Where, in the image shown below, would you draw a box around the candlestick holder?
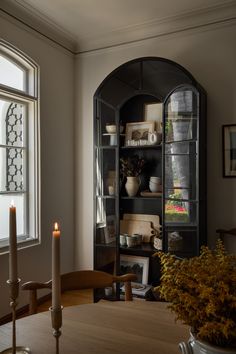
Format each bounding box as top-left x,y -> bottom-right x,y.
0,279 -> 31,354
50,306 -> 63,354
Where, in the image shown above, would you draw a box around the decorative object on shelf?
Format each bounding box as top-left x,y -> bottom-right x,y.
120,282 -> 153,298
140,190 -> 162,197
148,131 -> 162,145
106,170 -> 116,195
120,155 -> 145,197
149,176 -> 162,193
133,233 -> 142,245
123,214 -> 161,232
153,236 -> 162,250
104,215 -> 116,243
122,213 -> 161,243
120,219 -> 155,243
120,255 -> 149,285
119,234 -> 127,246
126,235 -> 137,248
222,124 -> 236,177
144,102 -> 163,134
120,155 -> 145,177
2,203 -> 31,354
154,240 -> 236,353
168,231 -> 183,252
125,121 -> 154,146
125,176 -> 140,197
105,123 -> 124,134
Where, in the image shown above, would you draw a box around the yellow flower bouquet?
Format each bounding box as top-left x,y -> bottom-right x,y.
155,240 -> 236,348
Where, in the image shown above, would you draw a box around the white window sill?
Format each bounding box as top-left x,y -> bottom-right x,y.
0,236 -> 41,255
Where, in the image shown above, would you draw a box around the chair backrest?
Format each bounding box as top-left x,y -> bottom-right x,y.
216,228 -> 236,254
22,270 -> 137,315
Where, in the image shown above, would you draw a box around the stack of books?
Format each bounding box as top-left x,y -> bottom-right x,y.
120,282 -> 153,299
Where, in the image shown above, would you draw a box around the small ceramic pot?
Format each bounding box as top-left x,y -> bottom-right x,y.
150,176 -> 161,184
126,236 -> 136,247
149,181 -> 162,193
133,234 -> 142,245
120,234 -> 127,246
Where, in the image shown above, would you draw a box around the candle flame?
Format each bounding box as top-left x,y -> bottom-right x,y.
11,200 -> 15,207
54,222 -> 59,231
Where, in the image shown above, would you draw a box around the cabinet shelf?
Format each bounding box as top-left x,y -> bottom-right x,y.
120,243 -> 157,253
95,145 -> 118,149
120,196 -> 162,200
95,242 -> 117,248
120,144 -> 162,150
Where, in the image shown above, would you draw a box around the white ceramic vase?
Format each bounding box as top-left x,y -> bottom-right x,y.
125,176 -> 140,197
179,332 -> 235,354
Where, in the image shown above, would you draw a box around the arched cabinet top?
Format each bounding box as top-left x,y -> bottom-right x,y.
94,57 -> 204,109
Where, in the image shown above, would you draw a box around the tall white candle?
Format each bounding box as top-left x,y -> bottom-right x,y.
9,202 -> 18,283
52,222 -> 61,311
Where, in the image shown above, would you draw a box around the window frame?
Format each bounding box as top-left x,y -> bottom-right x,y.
0,40 -> 40,253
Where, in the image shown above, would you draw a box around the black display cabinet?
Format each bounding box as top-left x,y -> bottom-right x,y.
93,57 -> 206,300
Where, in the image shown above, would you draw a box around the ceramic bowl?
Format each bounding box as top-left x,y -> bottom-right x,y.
149,181 -> 162,193
105,125 -> 124,134
150,177 -> 161,184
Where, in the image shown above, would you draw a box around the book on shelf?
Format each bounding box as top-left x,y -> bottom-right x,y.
120,282 -> 153,298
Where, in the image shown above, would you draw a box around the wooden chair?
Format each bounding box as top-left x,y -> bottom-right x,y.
216,228 -> 236,241
22,270 -> 137,315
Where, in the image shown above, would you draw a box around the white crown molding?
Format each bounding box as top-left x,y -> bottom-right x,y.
76,1 -> 236,53
0,0 -> 236,54
0,0 -> 77,53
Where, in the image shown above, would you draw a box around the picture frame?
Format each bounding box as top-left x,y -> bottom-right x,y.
125,121 -> 154,146
120,254 -> 149,284
144,102 -> 163,133
104,215 -> 116,243
222,125 -> 236,177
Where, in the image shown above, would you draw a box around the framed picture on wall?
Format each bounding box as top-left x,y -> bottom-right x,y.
223,125 -> 236,177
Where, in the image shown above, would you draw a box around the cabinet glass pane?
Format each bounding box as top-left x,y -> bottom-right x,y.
165,153 -> 197,200
95,102 -> 117,147
165,201 -> 197,224
95,148 -> 117,196
165,88 -> 198,142
165,229 -> 198,257
96,197 -> 117,244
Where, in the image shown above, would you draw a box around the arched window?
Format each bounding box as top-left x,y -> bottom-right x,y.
0,40 -> 40,250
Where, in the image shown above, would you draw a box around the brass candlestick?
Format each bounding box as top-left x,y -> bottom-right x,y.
50,306 -> 63,354
1,279 -> 31,354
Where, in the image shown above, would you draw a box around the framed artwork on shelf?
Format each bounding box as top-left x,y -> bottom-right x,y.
144,102 -> 163,133
104,215 -> 116,243
222,124 -> 236,177
125,121 -> 154,146
120,254 -> 149,284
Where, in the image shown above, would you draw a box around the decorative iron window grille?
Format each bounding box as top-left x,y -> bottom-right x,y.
5,103 -> 24,192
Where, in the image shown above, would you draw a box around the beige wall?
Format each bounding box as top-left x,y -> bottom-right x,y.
0,15 -> 75,317
0,10 -> 235,318
75,22 -> 236,269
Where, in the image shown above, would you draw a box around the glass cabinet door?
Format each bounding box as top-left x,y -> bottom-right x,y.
94,99 -> 119,291
163,86 -> 199,256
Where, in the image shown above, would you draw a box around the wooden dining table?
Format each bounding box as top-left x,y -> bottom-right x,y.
0,300 -> 189,353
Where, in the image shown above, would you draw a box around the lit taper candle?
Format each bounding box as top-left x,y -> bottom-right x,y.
52,222 -> 61,311
9,201 -> 18,283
